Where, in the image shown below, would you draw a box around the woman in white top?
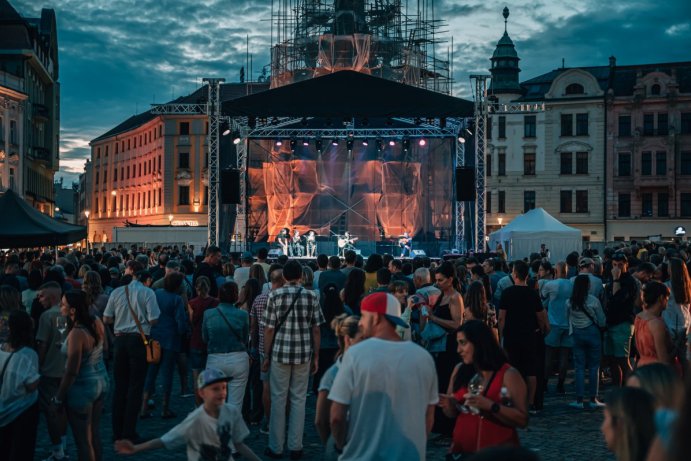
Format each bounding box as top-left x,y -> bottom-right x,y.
0,310 -> 41,460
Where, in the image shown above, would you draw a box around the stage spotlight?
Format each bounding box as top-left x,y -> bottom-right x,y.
414,117 -> 422,125
275,139 -> 283,146
402,138 -> 410,151
362,139 -> 369,146
332,138 -> 339,146
290,138 -> 297,151
232,131 -> 241,145
458,136 -> 466,144
315,138 -> 323,152
302,139 -> 309,147
418,138 -> 427,147
388,139 -> 396,147
346,138 -> 354,151
221,122 -> 231,136
465,128 -> 473,136
376,139 -> 383,151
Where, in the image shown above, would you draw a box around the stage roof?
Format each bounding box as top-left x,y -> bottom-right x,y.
222,71 -> 474,118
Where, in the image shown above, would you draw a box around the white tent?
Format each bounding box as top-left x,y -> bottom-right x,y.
489,208 -> 582,262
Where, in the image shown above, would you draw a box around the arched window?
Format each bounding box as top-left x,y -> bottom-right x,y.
651,84 -> 661,95
565,83 -> 585,95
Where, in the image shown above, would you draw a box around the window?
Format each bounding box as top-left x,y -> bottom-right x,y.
204,186 -> 209,205
114,168 -> 118,182
576,190 -> 588,213
658,113 -> 668,136
523,152 -> 536,175
134,137 -> 137,148
486,154 -> 491,176
641,152 -> 652,176
179,152 -> 190,169
127,166 -> 130,179
147,191 -> 151,208
576,113 -> 589,136
498,116 -> 506,138
103,170 -> 107,183
576,152 -> 588,174
618,193 -> 631,217
127,139 -> 131,150
121,167 -> 124,181
524,115 -> 536,138
138,163 -> 142,177
179,186 -> 190,205
487,117 -> 493,140
112,196 -> 117,213
486,192 -> 492,214
498,153 -> 506,176
498,191 -> 505,213
560,152 -> 572,174
561,114 -> 573,136
9,120 -> 16,144
656,151 -> 667,176
94,195 -> 99,213
643,113 -> 654,136
115,143 -> 118,154
618,152 -> 631,176
159,188 -> 162,207
105,145 -> 109,156
523,191 -> 536,213
641,193 -> 653,217
96,147 -> 100,158
681,194 -> 691,217
681,152 -> 691,175
618,115 -> 631,137
658,192 -> 669,217
560,191 -> 572,213
682,113 -> 691,134
651,84 -> 661,95
565,83 -> 585,95
179,122 -> 190,135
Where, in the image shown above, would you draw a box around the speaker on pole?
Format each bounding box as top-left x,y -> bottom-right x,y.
221,168 -> 241,204
455,167 -> 475,201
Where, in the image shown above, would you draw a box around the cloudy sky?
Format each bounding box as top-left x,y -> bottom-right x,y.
12,0 -> 691,185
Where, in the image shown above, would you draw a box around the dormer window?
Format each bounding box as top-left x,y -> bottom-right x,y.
651,84 -> 661,95
565,83 -> 585,95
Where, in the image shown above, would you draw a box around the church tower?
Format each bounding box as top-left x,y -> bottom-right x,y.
489,7 -> 523,101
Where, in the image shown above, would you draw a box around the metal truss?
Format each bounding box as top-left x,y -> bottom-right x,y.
232,118 -> 248,251
150,103 -> 205,115
203,78 -> 225,247
455,135 -> 466,252
471,74 -> 490,252
489,102 -> 545,114
245,126 -> 458,139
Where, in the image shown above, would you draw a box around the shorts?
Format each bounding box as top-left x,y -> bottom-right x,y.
603,322 -> 634,358
545,326 -> 574,348
504,342 -> 537,377
189,348 -> 208,371
260,352 -> 270,382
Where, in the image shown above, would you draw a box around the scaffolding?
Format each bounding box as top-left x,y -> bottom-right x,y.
269,0 -> 452,94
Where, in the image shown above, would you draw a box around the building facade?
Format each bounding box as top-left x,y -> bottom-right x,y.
87,83 -> 268,243
606,60 -> 691,240
485,9 -> 606,242
0,1 -> 60,213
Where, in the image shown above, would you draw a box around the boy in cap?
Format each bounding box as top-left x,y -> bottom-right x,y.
115,368 -> 260,461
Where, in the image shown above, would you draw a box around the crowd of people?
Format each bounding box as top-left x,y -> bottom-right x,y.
0,241 -> 690,461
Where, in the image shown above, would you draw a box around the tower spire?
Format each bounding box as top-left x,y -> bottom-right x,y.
503,6 -> 509,33
489,6 -> 523,96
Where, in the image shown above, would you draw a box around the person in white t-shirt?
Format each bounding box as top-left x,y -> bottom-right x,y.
114,368 -> 260,461
329,292 -> 438,460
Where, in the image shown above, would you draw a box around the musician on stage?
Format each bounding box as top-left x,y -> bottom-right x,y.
399,231 -> 412,257
277,228 -> 289,255
305,230 -> 317,257
290,228 -> 304,257
338,231 -> 358,258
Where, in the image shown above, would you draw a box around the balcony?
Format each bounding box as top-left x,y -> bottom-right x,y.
32,103 -> 49,121
30,146 -> 51,163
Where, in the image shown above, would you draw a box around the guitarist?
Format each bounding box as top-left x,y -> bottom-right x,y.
398,231 -> 412,257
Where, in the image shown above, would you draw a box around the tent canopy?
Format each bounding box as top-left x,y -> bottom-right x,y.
222,70 -> 475,118
489,208 -> 582,262
0,189 -> 87,247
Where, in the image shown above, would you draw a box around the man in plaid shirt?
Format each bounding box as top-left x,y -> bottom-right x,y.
262,260 -> 324,459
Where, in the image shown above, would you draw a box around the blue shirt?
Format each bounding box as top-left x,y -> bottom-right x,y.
541,278 -> 573,328
150,289 -> 189,352
202,304 -> 249,354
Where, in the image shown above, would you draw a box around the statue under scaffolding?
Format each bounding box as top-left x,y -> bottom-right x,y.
270,0 -> 453,94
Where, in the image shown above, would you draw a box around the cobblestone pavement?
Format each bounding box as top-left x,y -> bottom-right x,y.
35,374 -> 614,461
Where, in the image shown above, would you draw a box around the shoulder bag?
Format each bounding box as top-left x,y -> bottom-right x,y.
579,301 -> 606,333
267,287 -> 303,361
215,306 -> 248,352
125,285 -> 161,364
421,294 -> 448,353
0,351 -> 15,389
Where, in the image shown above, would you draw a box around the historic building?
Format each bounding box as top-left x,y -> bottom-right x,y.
605,59 -> 691,240
87,83 -> 268,242
0,1 -> 60,213
485,8 -> 606,242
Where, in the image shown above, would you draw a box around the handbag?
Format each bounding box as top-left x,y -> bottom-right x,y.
422,295 -> 448,353
580,302 -> 606,333
125,285 -> 161,364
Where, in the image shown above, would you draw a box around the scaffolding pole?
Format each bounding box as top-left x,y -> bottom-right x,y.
455,136 -> 465,252
203,78 -> 225,247
470,74 -> 489,252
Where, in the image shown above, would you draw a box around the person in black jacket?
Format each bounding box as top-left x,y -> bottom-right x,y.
603,253 -> 639,386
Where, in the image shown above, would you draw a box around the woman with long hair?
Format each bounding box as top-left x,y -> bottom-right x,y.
636,281 -> 672,367
464,280 -> 498,340
53,291 -> 108,461
422,260 -> 464,436
82,271 -> 108,318
470,265 -> 492,301
314,314 -> 361,458
249,263 -> 267,289
601,387 -> 655,461
663,258 -> 690,372
342,268 -> 366,315
439,320 -> 528,456
0,310 -> 40,460
187,276 -> 219,405
363,254 -> 384,293
22,269 -> 43,312
567,274 -> 606,408
237,278 -> 261,313
301,265 -> 315,291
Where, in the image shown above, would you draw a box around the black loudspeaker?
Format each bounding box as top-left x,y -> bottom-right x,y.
455,167 -> 475,201
221,168 -> 241,204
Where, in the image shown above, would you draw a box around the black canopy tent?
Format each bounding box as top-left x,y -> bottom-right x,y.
0,189 -> 87,247
222,70 -> 475,118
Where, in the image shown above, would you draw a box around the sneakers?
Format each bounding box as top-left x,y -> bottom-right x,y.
590,399 -> 606,408
568,401 -> 585,409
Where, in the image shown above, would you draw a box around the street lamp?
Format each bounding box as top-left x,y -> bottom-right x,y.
84,210 -> 90,253
168,214 -> 174,226
498,217 -> 503,226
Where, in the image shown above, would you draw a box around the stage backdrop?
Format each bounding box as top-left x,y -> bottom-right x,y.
247,138 -> 454,243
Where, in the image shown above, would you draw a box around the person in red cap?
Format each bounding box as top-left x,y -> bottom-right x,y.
329,292 -> 438,460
